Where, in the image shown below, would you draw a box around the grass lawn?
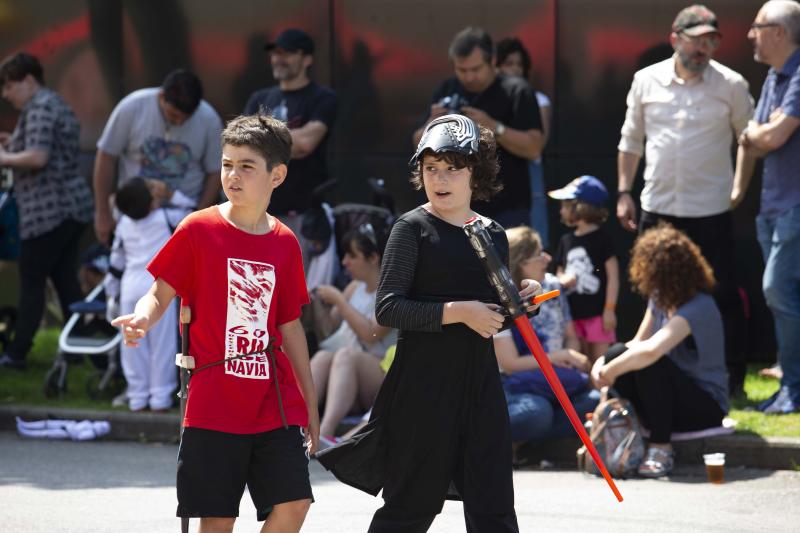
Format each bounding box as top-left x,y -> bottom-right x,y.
1,329 -> 799,437
0,328 -> 135,411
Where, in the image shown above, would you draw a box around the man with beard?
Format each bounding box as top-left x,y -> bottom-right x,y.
616,5 -> 756,396
245,29 -> 337,249
736,0 -> 800,413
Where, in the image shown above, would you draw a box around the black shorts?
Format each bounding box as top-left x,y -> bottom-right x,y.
176,425 -> 313,521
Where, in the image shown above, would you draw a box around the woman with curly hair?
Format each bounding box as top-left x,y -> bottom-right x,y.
591,224 -> 728,478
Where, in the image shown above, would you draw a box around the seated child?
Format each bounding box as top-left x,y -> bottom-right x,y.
493,226 -> 599,457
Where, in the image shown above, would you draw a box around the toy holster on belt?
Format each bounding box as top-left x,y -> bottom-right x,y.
174,306 -> 288,533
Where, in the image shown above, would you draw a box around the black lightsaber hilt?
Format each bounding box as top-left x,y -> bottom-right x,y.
462,216 -> 526,319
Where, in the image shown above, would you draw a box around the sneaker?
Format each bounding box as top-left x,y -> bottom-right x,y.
638,447 -> 674,478
111,389 -> 128,408
0,353 -> 26,371
760,386 -> 799,414
318,435 -> 340,451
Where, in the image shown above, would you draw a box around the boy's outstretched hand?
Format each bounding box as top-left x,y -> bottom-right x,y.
111,314 -> 149,347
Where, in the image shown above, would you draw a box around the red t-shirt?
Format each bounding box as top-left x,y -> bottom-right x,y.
147,206 -> 310,434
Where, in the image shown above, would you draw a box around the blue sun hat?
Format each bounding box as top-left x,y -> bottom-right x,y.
547,175 -> 608,207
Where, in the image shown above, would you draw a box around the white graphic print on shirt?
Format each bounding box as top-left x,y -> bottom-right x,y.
565,247 -> 600,295
225,258 -> 275,379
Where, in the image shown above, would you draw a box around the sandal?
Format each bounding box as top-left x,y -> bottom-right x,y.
638,447 -> 674,478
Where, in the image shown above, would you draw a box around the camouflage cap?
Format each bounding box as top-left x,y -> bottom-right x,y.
672,4 -> 721,37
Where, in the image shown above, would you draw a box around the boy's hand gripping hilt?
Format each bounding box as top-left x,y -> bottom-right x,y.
463,217 -> 526,319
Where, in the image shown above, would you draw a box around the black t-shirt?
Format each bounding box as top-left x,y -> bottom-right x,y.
245,81 -> 337,214
553,229 -> 615,320
429,74 -> 542,217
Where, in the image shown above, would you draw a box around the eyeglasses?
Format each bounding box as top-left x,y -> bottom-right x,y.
678,32 -> 721,48
750,22 -> 781,31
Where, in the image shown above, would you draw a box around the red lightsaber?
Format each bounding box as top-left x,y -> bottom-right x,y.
464,217 -> 623,502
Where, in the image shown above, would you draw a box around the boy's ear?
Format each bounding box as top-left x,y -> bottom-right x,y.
270,163 -> 288,187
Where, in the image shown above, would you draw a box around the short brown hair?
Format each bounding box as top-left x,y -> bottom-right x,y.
221,114 -> 291,170
506,225 -> 542,288
562,199 -> 608,225
629,223 -> 715,311
409,123 -> 501,202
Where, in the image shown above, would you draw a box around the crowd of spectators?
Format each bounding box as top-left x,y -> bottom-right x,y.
0,1 -> 798,481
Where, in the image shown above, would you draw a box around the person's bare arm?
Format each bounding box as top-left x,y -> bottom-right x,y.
196,171 -> 220,209
93,150 -> 118,245
111,278 -> 177,347
631,305 -> 656,342
290,121 -> 328,159
563,320 -> 581,352
731,145 -> 758,209
0,147 -> 48,169
278,318 -> 320,454
616,151 -> 641,232
603,256 -> 619,332
317,283 -> 391,344
461,105 -> 542,160
744,111 -> 800,153
494,333 -> 540,373
594,314 -> 691,387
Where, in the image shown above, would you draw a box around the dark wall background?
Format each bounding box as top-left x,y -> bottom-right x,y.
0,0 -> 775,360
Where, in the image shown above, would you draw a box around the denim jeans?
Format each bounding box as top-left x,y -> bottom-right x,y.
528,160 -> 549,249
505,388 -> 600,443
756,204 -> 800,399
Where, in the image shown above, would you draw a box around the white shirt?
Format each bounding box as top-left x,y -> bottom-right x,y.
618,56 -> 754,217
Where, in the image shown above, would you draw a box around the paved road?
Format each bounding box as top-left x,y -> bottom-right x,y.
0,431 -> 797,532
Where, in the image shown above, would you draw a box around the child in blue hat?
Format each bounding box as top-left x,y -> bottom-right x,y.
548,175 -> 619,362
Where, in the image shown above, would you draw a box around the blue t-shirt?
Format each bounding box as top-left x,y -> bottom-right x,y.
650,292 -> 729,413
501,274 -> 589,398
755,48 -> 800,217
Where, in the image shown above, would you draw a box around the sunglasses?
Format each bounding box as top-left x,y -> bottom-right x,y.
357,222 -> 378,249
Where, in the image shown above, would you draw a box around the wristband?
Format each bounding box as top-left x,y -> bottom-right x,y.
604,303 -> 616,311
617,190 -> 632,199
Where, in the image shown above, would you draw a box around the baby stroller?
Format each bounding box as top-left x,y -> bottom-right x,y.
301,177 -> 396,351
43,270 -> 125,401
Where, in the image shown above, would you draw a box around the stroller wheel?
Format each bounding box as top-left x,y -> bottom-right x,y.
43,367 -> 65,398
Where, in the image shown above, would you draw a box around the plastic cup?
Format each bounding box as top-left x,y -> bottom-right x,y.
703,453 -> 725,484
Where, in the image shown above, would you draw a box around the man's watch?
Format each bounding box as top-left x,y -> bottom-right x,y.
494,122 -> 506,137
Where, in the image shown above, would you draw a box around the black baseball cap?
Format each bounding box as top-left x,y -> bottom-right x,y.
672,5 -> 720,37
264,29 -> 315,54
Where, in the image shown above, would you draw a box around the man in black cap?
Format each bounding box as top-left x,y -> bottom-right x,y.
616,4 -> 756,396
245,29 -> 337,249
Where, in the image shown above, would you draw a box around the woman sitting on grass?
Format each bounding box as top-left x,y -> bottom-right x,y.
591,224 -> 728,478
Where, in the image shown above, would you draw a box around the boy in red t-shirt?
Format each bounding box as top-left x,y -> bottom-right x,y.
112,114 -> 319,531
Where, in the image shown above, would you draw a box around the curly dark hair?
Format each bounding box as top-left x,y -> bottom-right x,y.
409,123 -> 501,201
629,223 -> 715,311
